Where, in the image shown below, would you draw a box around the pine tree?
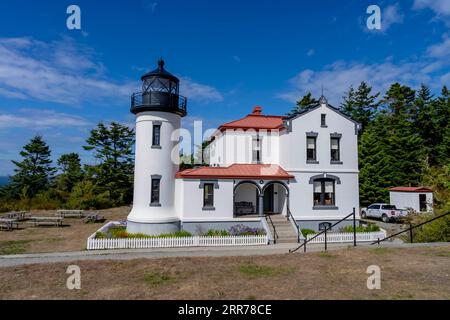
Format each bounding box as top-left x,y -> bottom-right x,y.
433,86 -> 450,166
83,122 -> 135,205
341,81 -> 380,131
287,92 -> 318,116
56,153 -> 84,192
10,135 -> 56,198
414,84 -> 435,164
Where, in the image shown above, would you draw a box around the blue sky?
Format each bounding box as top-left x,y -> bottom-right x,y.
0,0 -> 449,175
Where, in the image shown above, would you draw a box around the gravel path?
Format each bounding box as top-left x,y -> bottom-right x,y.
1,241 -> 449,268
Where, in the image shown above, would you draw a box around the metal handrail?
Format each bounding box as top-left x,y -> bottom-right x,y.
287,208 -> 301,243
290,208 -> 357,253
371,211 -> 450,245
265,214 -> 279,244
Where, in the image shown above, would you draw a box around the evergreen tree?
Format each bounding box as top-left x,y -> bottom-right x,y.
433,86 -> 450,166
287,92 -> 318,116
56,153 -> 83,192
341,81 -> 380,131
10,135 -> 55,198
83,122 -> 135,205
414,84 -> 435,164
383,83 -> 416,116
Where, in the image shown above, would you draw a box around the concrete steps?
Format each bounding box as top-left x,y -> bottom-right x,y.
267,215 -> 299,244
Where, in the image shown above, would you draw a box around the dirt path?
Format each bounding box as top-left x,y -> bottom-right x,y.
1,245 -> 449,300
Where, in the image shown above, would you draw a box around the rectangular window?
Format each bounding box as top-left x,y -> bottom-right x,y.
313,179 -> 335,206
152,124 -> 161,147
321,114 -> 327,127
331,137 -> 340,162
151,178 -> 160,205
252,136 -> 262,164
203,183 -> 214,208
307,137 -> 317,161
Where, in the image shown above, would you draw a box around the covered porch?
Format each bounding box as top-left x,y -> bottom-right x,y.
233,180 -> 290,218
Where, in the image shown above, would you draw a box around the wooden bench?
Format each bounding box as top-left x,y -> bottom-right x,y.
28,217 -> 64,227
83,212 -> 105,223
235,202 -> 255,215
56,210 -> 85,218
0,218 -> 19,231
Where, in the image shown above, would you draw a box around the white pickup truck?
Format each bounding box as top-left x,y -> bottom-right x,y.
360,203 -> 407,222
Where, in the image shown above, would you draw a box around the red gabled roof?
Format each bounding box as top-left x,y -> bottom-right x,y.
176,164 -> 294,180
218,106 -> 285,131
389,187 -> 433,193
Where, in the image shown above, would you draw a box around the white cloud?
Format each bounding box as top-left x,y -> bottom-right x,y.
278,56 -> 448,106
382,3 -> 405,31
180,77 -> 224,102
0,36 -> 224,106
307,49 -> 315,57
427,36 -> 450,58
0,36 -> 136,105
413,0 -> 450,16
0,109 -> 90,129
232,55 -> 241,62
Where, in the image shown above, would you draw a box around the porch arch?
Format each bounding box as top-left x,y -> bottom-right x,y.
261,181 -> 290,216
233,180 -> 261,217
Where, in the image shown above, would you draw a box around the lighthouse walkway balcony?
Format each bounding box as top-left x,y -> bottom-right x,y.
131,91 -> 187,116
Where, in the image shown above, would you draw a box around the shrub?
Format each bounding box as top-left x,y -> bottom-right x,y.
229,224 -> 266,236
301,229 -> 317,237
341,224 -> 380,233
204,229 -> 230,236
95,232 -> 106,239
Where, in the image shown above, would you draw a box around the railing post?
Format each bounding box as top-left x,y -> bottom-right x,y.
353,207 -> 357,247
324,228 -> 328,251
304,239 -> 307,253
409,224 -> 413,244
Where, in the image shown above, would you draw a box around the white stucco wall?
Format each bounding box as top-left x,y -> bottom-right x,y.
179,179 -> 234,221
280,104 -> 359,172
128,111 -> 181,224
390,192 -> 433,212
209,129 -> 280,166
288,171 -> 360,221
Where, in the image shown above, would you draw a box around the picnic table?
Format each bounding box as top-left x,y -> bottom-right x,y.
28,217 -> 64,227
83,212 -> 105,223
0,218 -> 19,231
56,210 -> 85,218
4,211 -> 30,221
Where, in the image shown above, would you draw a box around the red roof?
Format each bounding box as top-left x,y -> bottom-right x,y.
176,164 -> 294,180
389,187 -> 433,193
218,106 -> 285,131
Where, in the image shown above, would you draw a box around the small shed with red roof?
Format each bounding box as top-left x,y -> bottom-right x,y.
389,187 -> 433,213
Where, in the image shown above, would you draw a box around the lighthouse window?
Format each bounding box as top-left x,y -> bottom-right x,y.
151,178 -> 161,205
203,183 -> 214,209
152,124 -> 161,147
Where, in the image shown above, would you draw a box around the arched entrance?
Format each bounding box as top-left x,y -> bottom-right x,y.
233,181 -> 261,217
261,181 -> 290,216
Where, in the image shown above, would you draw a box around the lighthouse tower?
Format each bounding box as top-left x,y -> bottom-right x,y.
127,59 -> 187,235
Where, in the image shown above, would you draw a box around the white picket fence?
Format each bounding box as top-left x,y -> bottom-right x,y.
86,222 -> 268,250
306,230 -> 386,244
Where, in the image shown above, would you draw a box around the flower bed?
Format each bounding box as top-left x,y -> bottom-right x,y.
87,222 -> 268,250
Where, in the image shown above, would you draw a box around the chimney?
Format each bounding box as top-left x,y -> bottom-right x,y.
252,106 -> 262,115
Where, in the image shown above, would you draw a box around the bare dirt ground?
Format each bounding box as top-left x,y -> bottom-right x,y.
0,207 -> 130,254
0,245 -> 449,300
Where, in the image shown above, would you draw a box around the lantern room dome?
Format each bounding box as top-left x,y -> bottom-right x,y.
141,58 -> 179,83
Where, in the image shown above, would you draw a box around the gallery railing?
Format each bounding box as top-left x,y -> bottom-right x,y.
287,208 -> 301,243
265,214 -> 279,244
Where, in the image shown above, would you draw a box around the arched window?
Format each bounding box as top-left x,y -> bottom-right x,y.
313,178 -> 335,207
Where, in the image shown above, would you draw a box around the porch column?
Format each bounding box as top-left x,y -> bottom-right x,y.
258,194 -> 264,217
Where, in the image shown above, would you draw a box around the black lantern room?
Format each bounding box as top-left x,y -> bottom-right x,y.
131,59 -> 187,117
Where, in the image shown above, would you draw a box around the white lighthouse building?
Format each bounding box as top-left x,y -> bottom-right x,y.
127,59 -> 187,235
127,59 -> 361,241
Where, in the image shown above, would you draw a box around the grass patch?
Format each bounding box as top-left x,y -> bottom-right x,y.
371,247 -> 389,255
238,264 -> 295,278
317,251 -> 335,258
0,240 -> 32,255
144,272 -> 177,286
430,251 -> 450,257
